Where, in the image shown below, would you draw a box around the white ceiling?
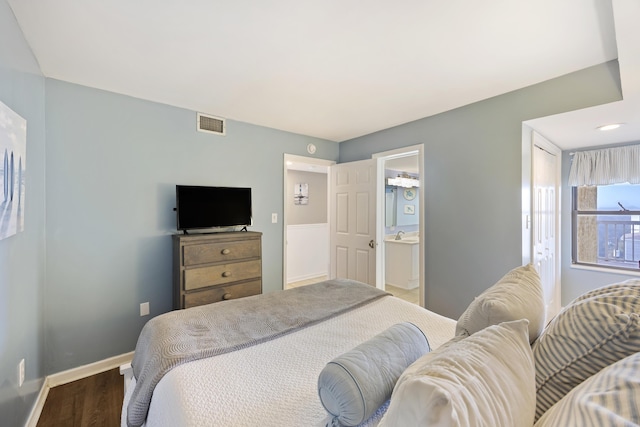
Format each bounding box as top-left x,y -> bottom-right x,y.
527,0 -> 640,150
7,0 -> 639,148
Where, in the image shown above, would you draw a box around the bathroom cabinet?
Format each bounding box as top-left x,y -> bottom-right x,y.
385,238 -> 419,289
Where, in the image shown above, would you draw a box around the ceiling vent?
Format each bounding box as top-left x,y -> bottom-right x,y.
197,113 -> 226,135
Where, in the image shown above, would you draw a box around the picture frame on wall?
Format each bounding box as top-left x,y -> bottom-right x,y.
403,188 -> 416,200
0,100 -> 27,241
404,204 -> 415,215
294,183 -> 309,205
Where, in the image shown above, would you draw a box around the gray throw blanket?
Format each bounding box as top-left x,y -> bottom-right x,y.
127,279 -> 389,427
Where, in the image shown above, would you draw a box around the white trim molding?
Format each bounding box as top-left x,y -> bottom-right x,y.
25,379 -> 50,427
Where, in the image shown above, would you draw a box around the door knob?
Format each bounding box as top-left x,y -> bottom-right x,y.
369,240 -> 375,249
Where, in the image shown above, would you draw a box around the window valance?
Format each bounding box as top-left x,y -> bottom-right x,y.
568,144 -> 640,186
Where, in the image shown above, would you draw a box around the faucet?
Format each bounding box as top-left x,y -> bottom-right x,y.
394,230 -> 405,240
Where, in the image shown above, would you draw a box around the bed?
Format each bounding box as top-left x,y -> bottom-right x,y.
121,279 -> 456,427
122,267 -> 640,427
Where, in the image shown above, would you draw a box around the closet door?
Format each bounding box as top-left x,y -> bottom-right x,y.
532,133 -> 561,323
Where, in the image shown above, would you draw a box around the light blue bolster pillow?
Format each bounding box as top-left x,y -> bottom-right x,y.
317,322 -> 431,426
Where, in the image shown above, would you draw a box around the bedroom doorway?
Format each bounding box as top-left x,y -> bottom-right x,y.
282,146 -> 425,308
283,154 -> 334,290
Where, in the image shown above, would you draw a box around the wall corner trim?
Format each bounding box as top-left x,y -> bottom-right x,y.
25,378 -> 50,427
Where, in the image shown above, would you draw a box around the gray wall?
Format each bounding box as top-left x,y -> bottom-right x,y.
0,1 -> 47,424
286,170 -> 328,225
339,61 -> 622,319
560,142 -> 640,302
43,79 -> 338,373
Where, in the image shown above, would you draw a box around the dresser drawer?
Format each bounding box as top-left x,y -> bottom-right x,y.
183,239 -> 260,266
183,280 -> 262,308
183,259 -> 262,291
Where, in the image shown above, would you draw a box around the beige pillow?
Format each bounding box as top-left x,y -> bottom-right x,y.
456,264 -> 544,343
533,280 -> 640,420
379,319 -> 535,427
534,352 -> 640,427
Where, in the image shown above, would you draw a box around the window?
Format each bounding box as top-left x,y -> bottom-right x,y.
572,183 -> 640,271
569,144 -> 640,272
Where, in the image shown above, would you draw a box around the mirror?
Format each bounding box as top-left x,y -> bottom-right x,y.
385,154 -> 420,229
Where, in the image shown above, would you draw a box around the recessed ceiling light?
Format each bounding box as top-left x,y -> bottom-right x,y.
596,123 -> 623,131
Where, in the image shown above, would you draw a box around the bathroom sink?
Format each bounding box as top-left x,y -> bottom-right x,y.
400,236 -> 419,243
386,235 -> 419,244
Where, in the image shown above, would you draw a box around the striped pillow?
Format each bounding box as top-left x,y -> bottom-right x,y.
533,280 -> 640,420
534,352 -> 640,427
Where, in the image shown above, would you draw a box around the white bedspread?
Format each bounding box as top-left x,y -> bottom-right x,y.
122,295 -> 455,427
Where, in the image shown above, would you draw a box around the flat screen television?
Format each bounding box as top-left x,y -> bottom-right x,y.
176,185 -> 252,231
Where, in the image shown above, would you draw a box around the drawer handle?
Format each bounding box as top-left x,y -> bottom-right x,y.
222,293 -> 232,300
222,271 -> 232,278
221,248 -> 231,255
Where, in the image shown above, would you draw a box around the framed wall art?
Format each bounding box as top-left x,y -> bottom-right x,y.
294,183 -> 309,205
0,100 -> 27,240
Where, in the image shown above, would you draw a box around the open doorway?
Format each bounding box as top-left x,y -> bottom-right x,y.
283,154 -> 334,290
283,145 -> 425,308
381,155 -> 420,304
374,145 -> 424,306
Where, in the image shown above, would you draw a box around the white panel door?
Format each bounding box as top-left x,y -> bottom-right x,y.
330,159 -> 377,285
532,135 -> 561,323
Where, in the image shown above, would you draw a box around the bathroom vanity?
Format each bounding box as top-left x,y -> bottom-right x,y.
385,234 -> 419,289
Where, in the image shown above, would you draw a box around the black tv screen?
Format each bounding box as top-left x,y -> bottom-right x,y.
176,185 -> 252,231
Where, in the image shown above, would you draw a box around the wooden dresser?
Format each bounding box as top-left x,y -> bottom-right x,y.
172,231 -> 262,309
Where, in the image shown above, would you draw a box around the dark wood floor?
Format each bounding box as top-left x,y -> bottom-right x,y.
37,368 -> 123,427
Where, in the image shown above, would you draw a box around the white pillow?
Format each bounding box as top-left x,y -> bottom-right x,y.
379,319 -> 535,427
533,280 -> 640,420
534,352 -> 640,427
456,264 -> 544,343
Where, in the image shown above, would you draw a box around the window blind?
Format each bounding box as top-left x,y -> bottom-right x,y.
568,144 -> 640,186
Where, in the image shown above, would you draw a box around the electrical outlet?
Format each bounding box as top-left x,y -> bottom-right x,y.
18,359 -> 25,387
271,213 -> 278,223
140,302 -> 150,316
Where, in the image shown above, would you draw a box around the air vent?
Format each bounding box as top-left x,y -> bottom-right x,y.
197,113 -> 226,135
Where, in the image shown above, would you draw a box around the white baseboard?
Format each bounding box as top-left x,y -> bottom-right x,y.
48,351 -> 134,388
25,351 -> 134,427
287,272 -> 328,284
25,378 -> 49,427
